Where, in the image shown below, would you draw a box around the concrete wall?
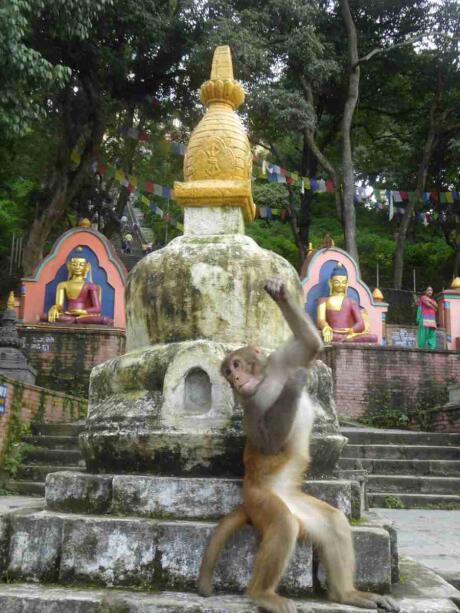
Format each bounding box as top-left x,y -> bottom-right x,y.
18,325 -> 126,398
323,345 -> 460,421
0,374 -> 87,459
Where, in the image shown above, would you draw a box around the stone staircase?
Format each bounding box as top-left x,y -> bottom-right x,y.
5,422 -> 86,497
339,427 -> 460,509
0,470 -> 457,611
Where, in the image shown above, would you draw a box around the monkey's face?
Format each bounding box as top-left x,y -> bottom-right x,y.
221,347 -> 266,397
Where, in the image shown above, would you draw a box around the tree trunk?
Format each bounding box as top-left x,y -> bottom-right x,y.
392,101 -> 438,289
454,246 -> 460,278
22,80 -> 106,276
340,0 -> 360,264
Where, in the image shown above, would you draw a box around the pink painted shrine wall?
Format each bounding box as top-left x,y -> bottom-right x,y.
21,228 -> 127,329
438,289 -> 460,351
302,246 -> 388,345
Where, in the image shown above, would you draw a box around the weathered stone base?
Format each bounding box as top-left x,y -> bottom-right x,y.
83,342 -> 346,477
2,508 -> 393,594
0,556 -> 458,612
45,472 -> 357,520
81,429 -> 346,479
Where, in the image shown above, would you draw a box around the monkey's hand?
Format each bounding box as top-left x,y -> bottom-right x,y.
264,277 -> 287,302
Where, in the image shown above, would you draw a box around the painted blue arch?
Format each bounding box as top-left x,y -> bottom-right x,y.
306,259 -> 360,324
43,245 -> 115,318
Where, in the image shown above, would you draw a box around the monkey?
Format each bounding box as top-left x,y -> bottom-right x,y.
198,278 -> 399,613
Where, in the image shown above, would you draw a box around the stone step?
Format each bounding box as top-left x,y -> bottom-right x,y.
0,557 -> 457,612
0,583 -> 457,613
24,447 -> 84,466
5,481 -> 45,496
338,457 -> 460,476
31,423 -> 85,437
341,444 -> 460,460
341,428 -> 460,447
45,472 -> 357,520
120,253 -> 143,270
367,475 -> 460,495
4,510 -> 391,594
23,435 -> 80,450
369,492 -> 460,509
17,464 -> 82,481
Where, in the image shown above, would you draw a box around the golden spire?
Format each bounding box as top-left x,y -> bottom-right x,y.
173,46 -> 255,222
372,287 -> 384,302
7,291 -> 15,309
451,277 -> 460,289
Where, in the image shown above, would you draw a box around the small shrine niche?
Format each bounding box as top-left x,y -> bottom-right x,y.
21,226 -> 127,328
302,243 -> 388,345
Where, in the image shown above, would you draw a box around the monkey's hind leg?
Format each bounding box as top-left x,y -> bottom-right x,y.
246,493 -> 299,613
198,504 -> 247,597
295,494 -> 399,612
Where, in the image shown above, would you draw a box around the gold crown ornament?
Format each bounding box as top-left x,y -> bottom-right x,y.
173,46 -> 255,222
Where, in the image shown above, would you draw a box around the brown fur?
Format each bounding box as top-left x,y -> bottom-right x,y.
198,279 -> 399,613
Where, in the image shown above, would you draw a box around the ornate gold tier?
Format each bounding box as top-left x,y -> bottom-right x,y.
173,45 -> 256,223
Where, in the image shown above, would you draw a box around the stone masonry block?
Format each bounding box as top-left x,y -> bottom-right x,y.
8,511 -> 63,582
48,473 -> 356,521
112,475 -> 241,520
56,514 -> 313,595
316,526 -> 391,594
157,521 -> 313,596
303,481 -> 352,520
110,475 -> 354,520
59,517 -> 157,588
46,472 -> 113,515
362,511 -> 399,584
353,527 -> 391,593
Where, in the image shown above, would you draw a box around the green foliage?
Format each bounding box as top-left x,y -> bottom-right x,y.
383,496 -> 405,509
247,220 -> 298,269
0,0 -> 111,137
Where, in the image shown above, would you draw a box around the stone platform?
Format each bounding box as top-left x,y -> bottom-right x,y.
0,471 -> 457,611
1,473 -> 391,595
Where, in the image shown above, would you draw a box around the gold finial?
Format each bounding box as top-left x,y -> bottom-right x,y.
451,277 -> 460,289
200,46 -> 245,110
79,218 -> 91,228
173,46 -> 255,222
7,291 -> 15,310
373,287 -> 384,302
211,45 -> 234,80
307,242 -> 313,255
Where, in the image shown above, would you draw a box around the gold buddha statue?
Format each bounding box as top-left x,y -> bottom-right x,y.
42,249 -> 112,325
317,264 -> 377,344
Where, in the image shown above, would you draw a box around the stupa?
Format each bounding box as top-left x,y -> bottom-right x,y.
80,45 -> 345,478
0,47 -> 457,612
0,292 -> 36,384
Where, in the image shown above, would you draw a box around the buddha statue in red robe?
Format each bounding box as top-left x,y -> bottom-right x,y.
42,252 -> 113,325
316,264 -> 377,343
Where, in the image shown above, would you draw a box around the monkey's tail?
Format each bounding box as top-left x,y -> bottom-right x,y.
198,504 -> 248,597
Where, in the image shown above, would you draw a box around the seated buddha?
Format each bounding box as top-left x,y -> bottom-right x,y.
41,250 -> 112,325
316,264 -> 377,344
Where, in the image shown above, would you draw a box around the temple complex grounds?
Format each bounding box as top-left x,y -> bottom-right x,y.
1,31 -> 460,612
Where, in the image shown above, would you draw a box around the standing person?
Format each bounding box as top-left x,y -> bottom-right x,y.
417,286 -> 438,350
124,232 -> 133,254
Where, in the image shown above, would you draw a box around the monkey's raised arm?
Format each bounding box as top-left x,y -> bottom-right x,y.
264,278 -> 323,375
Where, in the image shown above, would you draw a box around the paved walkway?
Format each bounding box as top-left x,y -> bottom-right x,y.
378,508 -> 460,587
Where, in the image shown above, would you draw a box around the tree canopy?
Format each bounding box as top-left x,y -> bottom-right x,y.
1,0 -> 459,296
